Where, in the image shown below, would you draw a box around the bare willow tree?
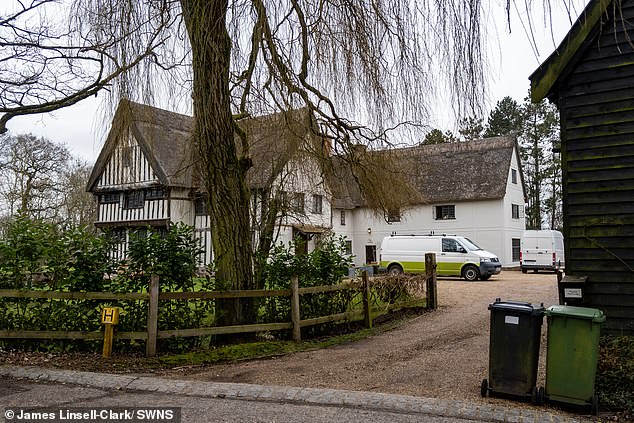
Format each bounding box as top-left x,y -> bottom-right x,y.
202,0 -> 490,325
67,0 -> 486,326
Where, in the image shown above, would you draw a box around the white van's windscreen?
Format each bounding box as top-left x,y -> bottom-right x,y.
461,238 -> 482,251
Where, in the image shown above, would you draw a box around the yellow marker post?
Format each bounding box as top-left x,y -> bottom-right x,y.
101,307 -> 119,358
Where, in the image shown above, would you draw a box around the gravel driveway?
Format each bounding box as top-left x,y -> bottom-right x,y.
171,270 -> 560,408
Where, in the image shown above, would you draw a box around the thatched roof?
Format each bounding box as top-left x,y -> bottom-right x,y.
238,107 -> 320,189
87,100 -> 318,192
329,136 -> 522,209
87,100 -> 194,191
88,101 -> 523,210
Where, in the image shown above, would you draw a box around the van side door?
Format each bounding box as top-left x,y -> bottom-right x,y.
438,238 -> 467,276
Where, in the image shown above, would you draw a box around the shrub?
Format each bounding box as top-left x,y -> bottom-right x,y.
0,214 -> 61,289
261,234 -> 354,333
0,216 -> 114,351
111,223 -> 212,351
0,219 -> 210,353
597,336 -> 634,415
362,274 -> 425,306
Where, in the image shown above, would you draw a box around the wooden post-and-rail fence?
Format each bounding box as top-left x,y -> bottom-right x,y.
0,263 -> 438,357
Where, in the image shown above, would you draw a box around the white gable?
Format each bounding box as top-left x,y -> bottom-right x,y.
96,129 -> 160,189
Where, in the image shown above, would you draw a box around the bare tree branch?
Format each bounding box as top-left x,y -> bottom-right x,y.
0,0 -> 182,133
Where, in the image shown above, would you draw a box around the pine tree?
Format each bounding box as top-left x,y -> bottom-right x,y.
423,128 -> 458,145
518,98 -> 560,230
484,96 -> 522,137
458,117 -> 484,140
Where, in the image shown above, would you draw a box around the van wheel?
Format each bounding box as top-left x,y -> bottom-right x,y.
521,268 -> 527,274
387,264 -> 403,276
463,265 -> 480,281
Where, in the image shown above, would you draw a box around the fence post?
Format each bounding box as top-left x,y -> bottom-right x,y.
146,274 -> 159,357
362,270 -> 372,329
291,275 -> 301,342
425,253 -> 438,310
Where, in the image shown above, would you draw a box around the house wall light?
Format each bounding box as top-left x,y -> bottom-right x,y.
367,228 -> 372,234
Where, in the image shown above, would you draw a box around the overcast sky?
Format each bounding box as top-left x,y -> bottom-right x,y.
6,2 -> 584,163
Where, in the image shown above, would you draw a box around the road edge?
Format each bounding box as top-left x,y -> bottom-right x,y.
1,365 -> 585,423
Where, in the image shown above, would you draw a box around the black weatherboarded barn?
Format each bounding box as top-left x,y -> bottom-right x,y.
530,0 -> 634,334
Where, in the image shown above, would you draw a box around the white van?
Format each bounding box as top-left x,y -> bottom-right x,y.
520,230 -> 565,273
379,235 -> 501,281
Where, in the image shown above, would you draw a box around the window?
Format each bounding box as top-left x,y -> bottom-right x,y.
130,227 -> 147,240
340,210 -> 346,226
344,240 -> 352,255
442,238 -> 464,253
386,208 -> 401,223
124,191 -> 144,209
195,195 -> 208,215
511,169 -> 518,184
100,192 -> 120,204
435,205 -> 455,220
512,204 -> 522,219
109,228 -> 126,242
512,238 -> 521,262
291,192 -> 305,213
146,187 -> 166,200
312,194 -> 323,214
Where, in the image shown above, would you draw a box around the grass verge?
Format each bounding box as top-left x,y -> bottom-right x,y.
157,307 -> 425,368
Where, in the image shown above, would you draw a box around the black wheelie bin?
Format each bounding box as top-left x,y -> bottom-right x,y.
481,299 -> 545,404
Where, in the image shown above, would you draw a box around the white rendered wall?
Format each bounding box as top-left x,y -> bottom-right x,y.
170,188 -> 195,226
502,148 -> 527,265
334,147 -> 527,267
337,200 -> 508,267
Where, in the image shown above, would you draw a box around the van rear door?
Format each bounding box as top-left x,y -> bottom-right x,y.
522,234 -> 551,268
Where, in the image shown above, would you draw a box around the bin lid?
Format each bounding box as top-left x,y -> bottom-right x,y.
488,299 -> 544,315
545,305 -> 606,322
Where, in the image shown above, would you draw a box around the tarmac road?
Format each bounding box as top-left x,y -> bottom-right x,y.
0,366 -> 588,423
1,377 -> 484,423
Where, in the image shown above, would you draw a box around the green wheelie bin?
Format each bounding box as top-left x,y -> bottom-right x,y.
544,305 -> 605,414
481,299 -> 545,404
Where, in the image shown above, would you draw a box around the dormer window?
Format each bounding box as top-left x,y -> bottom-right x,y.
312,194 -> 323,214
386,208 -> 401,223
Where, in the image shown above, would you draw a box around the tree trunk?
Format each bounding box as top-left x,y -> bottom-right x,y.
20,174 -> 33,215
532,129 -> 541,229
181,0 -> 256,327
